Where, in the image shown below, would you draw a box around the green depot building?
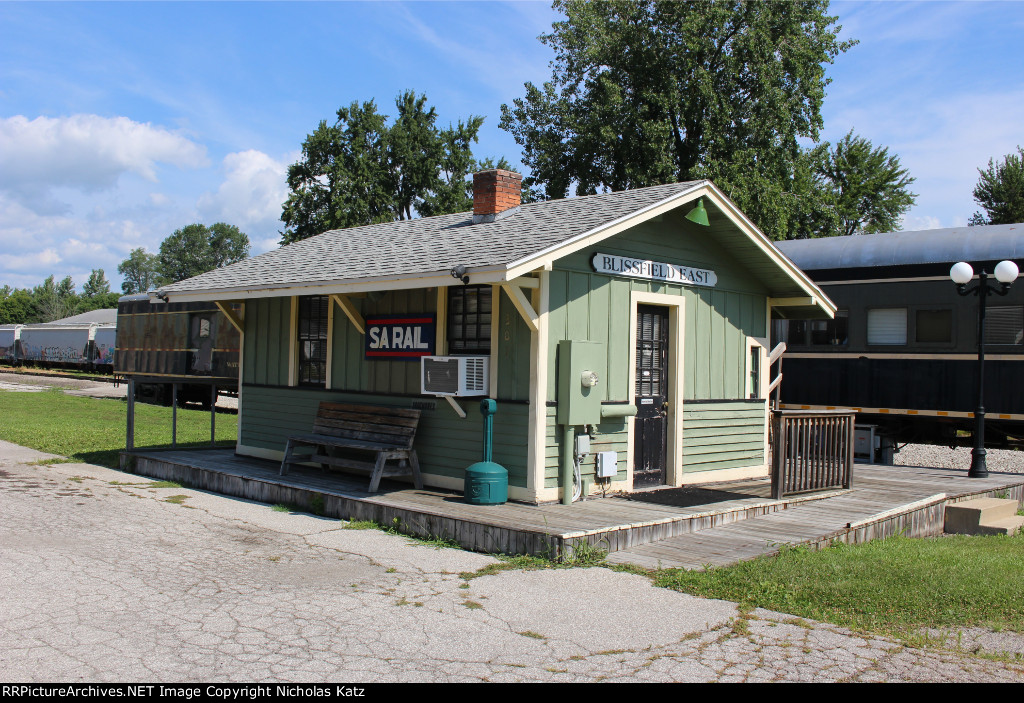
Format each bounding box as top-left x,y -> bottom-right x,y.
157,170 -> 833,505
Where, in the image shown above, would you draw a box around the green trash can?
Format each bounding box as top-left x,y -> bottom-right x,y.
464,399 -> 508,505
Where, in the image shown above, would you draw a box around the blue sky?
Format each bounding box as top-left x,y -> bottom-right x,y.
1,1 -> 1022,292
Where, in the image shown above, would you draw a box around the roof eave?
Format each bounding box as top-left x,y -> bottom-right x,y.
157,265 -> 514,303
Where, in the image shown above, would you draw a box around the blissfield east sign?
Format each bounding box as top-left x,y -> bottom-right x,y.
591,253 -> 717,287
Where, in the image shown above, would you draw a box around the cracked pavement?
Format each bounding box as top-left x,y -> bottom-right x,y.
1,440 -> 1022,683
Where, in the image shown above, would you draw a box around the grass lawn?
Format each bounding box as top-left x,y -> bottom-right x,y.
653,535 -> 1024,638
0,388 -> 236,468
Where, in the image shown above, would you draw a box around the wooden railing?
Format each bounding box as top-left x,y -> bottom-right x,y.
771,409 -> 854,499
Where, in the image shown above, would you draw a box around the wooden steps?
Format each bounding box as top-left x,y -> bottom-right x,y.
944,498 -> 1024,535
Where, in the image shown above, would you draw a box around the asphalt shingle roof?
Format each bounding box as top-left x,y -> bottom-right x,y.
161,181 -> 703,294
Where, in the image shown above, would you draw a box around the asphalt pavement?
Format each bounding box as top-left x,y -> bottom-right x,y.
1,440 -> 1022,683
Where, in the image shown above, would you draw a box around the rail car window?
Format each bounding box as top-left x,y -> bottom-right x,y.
447,285 -> 491,354
985,306 -> 1024,345
915,309 -> 952,343
297,295 -> 329,386
867,308 -> 907,345
772,311 -> 847,346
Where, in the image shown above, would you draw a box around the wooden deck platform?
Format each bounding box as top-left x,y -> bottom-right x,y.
120,449 -> 1024,567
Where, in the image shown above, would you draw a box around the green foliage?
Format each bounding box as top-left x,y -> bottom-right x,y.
82,269 -> 110,298
280,91 -> 507,244
970,146 -> 1024,226
158,223 -> 250,284
655,535 -> 1024,636
118,247 -> 163,295
0,287 -> 34,324
31,274 -> 80,322
0,389 -> 237,468
500,0 -> 859,240
810,130 -> 917,236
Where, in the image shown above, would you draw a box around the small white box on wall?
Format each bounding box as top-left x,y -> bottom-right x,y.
596,451 -> 618,478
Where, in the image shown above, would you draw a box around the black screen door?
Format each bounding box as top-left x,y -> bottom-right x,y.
634,305 -> 669,487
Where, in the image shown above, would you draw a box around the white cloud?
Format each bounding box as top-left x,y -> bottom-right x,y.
0,114 -> 208,214
197,149 -> 289,253
0,192 -> 170,290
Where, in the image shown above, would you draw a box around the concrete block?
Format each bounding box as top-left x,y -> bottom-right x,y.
944,498 -> 1022,535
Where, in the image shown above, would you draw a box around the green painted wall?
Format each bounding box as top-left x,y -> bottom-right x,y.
243,297 -> 291,387
546,211 -> 768,401
239,286 -> 533,487
682,401 -> 766,472
545,210 -> 770,479
241,385 -> 530,486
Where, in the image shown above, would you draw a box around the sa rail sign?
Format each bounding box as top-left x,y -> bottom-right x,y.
365,314 -> 436,360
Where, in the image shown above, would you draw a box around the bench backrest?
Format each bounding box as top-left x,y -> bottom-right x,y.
311,402 -> 421,449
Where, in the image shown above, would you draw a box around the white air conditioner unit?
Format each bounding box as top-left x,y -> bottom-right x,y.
421,355 -> 490,396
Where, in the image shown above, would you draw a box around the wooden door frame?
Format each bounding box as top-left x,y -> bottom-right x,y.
627,291 -> 685,488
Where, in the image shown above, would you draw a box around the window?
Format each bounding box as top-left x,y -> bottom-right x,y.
915,309 -> 952,343
748,344 -> 761,399
771,310 -> 847,347
810,310 -> 848,346
447,286 -> 491,354
297,295 -> 329,385
985,306 -> 1024,345
867,308 -> 907,345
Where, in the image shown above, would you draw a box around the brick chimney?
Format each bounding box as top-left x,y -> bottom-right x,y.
472,169 -> 522,224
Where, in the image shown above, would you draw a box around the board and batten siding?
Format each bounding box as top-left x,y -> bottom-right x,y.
544,211 -> 769,480
239,287 -> 533,488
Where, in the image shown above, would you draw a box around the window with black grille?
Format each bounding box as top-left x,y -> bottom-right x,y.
297,295 -> 329,385
447,286 -> 491,354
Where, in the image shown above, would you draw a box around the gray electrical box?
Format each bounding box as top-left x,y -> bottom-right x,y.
575,433 -> 591,456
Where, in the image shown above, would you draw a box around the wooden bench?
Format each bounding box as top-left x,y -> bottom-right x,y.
279,402 -> 423,492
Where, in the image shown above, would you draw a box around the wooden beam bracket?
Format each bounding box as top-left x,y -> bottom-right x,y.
500,283 -> 539,333
215,301 -> 244,334
331,294 -> 366,335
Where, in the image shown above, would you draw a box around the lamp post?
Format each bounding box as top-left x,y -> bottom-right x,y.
950,260 -> 1020,478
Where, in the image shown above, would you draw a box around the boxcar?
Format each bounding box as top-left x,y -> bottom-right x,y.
115,294 -> 240,407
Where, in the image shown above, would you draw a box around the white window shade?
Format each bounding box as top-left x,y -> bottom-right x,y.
868,308 -> 907,345
985,306 -> 1024,345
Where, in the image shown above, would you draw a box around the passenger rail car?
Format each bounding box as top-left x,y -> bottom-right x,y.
115,294 -> 240,407
774,224 -> 1024,447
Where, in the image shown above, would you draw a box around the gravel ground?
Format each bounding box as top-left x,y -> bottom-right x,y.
896,443 -> 1024,475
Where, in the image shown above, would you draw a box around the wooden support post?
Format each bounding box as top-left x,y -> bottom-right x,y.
211,384 -> 217,446
172,383 -> 178,449
126,378 -> 135,453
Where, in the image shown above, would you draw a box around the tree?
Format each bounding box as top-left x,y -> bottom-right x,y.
280,91 -> 503,244
118,248 -> 162,294
970,146 -> 1024,226
32,275 -> 79,322
82,269 -> 111,298
158,223 -> 250,284
499,0 -> 857,239
810,131 -> 916,237
0,287 -> 33,325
